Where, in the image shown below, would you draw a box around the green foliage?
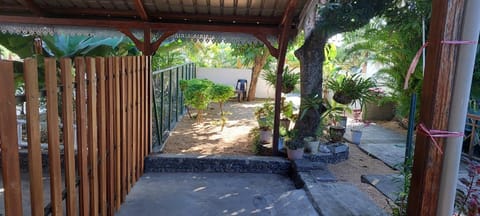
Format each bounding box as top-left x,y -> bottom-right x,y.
152,40 -> 187,70
389,158 -> 413,216
211,84 -> 235,104
337,0 -> 431,119
42,35 -> 130,57
181,79 -> 214,121
326,73 -> 376,106
284,130 -> 304,150
263,65 -> 300,94
255,101 -> 275,130
316,0 -> 394,37
470,39 -> 480,100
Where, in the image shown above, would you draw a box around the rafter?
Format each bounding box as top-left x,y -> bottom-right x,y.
19,0 -> 44,16
133,0 -> 149,21
43,8 -> 282,25
0,15 -> 280,36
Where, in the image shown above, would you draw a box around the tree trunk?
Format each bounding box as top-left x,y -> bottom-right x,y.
293,30 -> 328,139
247,47 -> 269,101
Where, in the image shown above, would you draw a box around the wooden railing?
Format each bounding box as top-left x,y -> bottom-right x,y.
0,56 -> 151,216
464,113 -> 480,160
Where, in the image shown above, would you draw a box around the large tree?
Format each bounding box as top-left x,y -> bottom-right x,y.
293,0 -> 394,138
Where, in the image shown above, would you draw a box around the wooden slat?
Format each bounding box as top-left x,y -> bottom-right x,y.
45,58 -> 64,216
23,58 -> 45,216
114,56 -> 122,210
147,56 -> 152,156
86,57 -> 99,216
75,57 -> 90,216
127,56 -> 133,193
132,56 -> 138,183
106,57 -> 116,215
96,57 -> 108,216
140,56 -> 145,173
120,56 -> 128,201
60,57 -> 78,216
0,60 -> 23,216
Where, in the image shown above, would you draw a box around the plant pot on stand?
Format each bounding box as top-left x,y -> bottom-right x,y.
259,128 -> 272,144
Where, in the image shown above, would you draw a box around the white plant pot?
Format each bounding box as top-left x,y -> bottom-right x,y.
351,129 -> 362,145
259,130 -> 272,144
306,141 -> 320,154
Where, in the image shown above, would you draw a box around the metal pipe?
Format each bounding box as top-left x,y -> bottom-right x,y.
438,0 -> 480,214
404,93 -> 416,171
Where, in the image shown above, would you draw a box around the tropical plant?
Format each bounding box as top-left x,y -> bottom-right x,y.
455,158 -> 480,216
326,73 -> 377,106
254,101 -> 274,130
210,83 -> 235,131
293,0 -> 395,139
151,40 -> 187,70
180,78 -> 214,122
284,129 -> 304,150
263,65 -> 300,94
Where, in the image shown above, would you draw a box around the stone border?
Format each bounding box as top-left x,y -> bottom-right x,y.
145,154 -> 291,174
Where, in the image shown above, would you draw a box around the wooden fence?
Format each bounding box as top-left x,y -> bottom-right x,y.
0,55 -> 151,216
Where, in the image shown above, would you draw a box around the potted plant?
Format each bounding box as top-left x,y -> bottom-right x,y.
349,121 -> 371,145
255,101 -> 274,143
263,65 -> 300,94
303,136 -> 320,154
326,73 -> 376,106
286,139 -> 305,160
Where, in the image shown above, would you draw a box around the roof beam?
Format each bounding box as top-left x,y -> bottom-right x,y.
0,15 -> 280,36
44,8 -> 281,25
18,0 -> 44,16
279,0 -> 298,27
133,0 -> 149,21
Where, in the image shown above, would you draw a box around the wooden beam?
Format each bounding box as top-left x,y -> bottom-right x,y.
254,33 -> 279,58
272,0 -> 299,155
406,0 -> 466,215
119,28 -> 144,52
18,0 -> 45,16
279,0 -> 298,27
149,31 -> 177,55
0,15 -> 280,36
42,8 -> 282,25
133,0 -> 149,21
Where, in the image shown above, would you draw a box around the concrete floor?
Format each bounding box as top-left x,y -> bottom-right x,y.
116,172 -> 317,216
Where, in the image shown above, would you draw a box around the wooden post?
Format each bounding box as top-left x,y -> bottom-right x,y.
60,57 -> 78,216
24,58 -> 45,216
272,0 -> 299,154
0,60 -> 23,216
46,58 -> 64,216
406,0 -> 467,215
96,57 -> 108,216
75,57 -> 90,216
86,57 -> 99,216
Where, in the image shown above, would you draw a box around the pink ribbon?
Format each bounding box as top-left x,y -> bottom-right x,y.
403,40 -> 478,90
417,123 -> 464,154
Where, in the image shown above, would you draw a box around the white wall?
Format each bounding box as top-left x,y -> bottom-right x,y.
196,67 -> 275,99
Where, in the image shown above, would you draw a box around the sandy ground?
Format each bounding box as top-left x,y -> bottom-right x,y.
163,100 -> 401,212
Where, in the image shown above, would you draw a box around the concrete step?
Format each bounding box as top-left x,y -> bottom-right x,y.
145,153 -> 291,174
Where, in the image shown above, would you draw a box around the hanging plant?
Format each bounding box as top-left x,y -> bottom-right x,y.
326,73 -> 376,106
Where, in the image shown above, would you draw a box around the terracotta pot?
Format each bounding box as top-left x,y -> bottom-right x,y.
287,147 -> 304,160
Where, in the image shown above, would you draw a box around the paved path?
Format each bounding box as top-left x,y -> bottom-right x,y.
344,124 -> 407,169
116,172 -> 317,216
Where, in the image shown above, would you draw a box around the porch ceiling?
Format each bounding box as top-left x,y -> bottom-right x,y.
0,0 -> 310,37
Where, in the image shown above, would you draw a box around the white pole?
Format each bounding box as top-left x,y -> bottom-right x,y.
437,0 -> 480,215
